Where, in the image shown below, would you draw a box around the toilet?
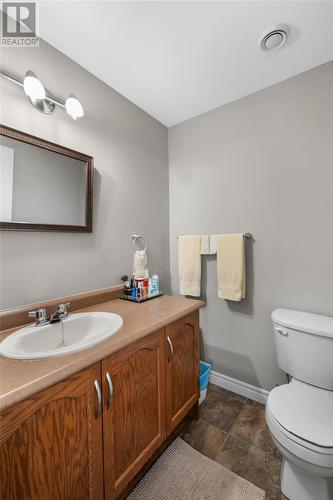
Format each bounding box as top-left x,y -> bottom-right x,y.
266,309 -> 333,500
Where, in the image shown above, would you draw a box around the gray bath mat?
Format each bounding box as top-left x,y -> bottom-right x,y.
128,437 -> 265,500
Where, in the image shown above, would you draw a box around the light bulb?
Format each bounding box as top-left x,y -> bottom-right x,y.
23,70 -> 45,102
65,94 -> 84,120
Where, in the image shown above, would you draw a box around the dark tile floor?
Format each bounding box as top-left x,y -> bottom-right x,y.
180,383 -> 288,500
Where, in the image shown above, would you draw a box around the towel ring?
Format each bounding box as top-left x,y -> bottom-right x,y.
132,233 -> 147,252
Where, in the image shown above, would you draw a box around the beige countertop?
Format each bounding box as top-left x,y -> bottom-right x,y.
0,295 -> 204,412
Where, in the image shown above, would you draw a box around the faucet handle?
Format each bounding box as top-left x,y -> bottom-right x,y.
28,308 -> 49,326
56,302 -> 70,318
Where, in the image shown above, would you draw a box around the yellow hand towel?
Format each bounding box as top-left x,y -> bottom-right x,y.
217,234 -> 246,301
178,235 -> 202,297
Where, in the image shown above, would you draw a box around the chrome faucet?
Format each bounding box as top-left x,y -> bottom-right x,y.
28,303 -> 70,326
49,303 -> 70,323
28,308 -> 49,326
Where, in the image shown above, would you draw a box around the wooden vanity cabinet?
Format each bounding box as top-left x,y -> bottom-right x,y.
165,312 -> 200,434
0,363 -> 104,500
102,329 -> 166,499
0,310 -> 200,500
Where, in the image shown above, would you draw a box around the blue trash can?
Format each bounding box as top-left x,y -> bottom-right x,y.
199,361 -> 212,405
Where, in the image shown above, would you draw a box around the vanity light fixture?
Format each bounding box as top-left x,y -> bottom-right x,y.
23,71 -> 45,102
0,70 -> 84,119
65,94 -> 84,120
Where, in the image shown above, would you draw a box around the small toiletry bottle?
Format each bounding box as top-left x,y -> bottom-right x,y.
143,279 -> 149,298
136,278 -> 144,297
121,275 -> 130,296
152,274 -> 160,295
148,278 -> 152,296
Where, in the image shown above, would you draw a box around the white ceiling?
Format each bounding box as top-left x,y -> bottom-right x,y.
39,1 -> 333,127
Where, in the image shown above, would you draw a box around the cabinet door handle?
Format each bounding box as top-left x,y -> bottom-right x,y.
167,336 -> 174,359
106,371 -> 113,409
94,380 -> 102,419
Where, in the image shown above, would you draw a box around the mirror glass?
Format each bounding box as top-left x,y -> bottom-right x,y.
0,135 -> 87,226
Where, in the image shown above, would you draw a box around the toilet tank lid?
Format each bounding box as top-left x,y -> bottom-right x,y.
272,309 -> 333,338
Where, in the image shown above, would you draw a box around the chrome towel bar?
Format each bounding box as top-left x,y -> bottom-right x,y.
177,233 -> 253,239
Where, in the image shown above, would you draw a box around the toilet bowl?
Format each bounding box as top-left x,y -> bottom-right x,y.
267,309 -> 333,500
266,380 -> 333,500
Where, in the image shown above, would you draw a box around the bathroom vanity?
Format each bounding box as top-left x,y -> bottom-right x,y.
0,292 -> 204,499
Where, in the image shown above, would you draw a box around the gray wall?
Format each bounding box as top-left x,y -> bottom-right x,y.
168,62 -> 333,391
0,39 -> 169,309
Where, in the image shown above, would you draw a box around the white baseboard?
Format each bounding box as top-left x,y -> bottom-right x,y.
209,370 -> 269,405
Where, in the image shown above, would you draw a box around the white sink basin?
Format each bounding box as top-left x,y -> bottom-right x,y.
0,312 -> 123,360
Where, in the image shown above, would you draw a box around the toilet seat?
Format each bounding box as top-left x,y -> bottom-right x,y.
266,380 -> 333,470
267,379 -> 333,448
266,406 -> 333,470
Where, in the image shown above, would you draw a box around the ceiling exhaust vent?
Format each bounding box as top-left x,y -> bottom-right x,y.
260,25 -> 289,51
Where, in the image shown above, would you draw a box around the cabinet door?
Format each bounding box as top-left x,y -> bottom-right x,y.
166,311 -> 200,434
0,363 -> 104,500
102,329 -> 166,499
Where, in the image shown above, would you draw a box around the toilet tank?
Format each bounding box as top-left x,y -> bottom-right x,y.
271,309 -> 333,391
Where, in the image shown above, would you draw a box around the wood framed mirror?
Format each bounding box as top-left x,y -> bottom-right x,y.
0,124 -> 93,233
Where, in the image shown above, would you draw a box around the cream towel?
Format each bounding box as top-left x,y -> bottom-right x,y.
133,250 -> 149,279
178,235 -> 202,297
209,235 -> 217,254
200,235 -> 210,255
217,234 -> 246,301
